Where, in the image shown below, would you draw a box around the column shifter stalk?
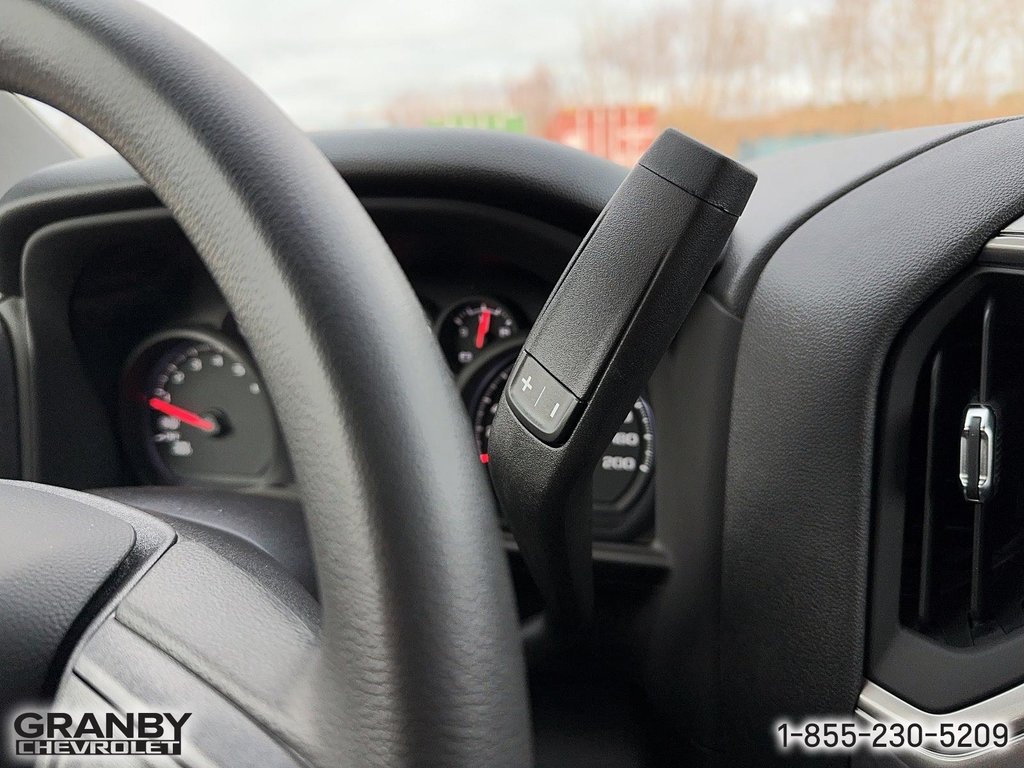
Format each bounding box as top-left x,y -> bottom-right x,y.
487,129 -> 756,631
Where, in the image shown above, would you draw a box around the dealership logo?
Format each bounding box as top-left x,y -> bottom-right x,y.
10,711 -> 191,757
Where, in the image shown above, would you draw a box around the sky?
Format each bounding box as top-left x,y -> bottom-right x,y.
134,0 -> 658,127
19,1 -> 1022,162
25,0 -> 824,155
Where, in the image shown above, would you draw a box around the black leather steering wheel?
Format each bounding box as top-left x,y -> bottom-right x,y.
0,0 -> 531,765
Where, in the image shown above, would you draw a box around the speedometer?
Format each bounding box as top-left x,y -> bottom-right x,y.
121,328 -> 288,486
468,354 -> 654,537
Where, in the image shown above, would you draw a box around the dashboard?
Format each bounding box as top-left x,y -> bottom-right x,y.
7,122 -> 1024,765
56,200 -> 655,541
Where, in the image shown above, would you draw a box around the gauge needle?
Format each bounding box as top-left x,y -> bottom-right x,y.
148,397 -> 216,433
475,307 -> 492,349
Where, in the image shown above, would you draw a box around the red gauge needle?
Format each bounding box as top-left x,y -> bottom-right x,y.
475,307 -> 492,349
148,397 -> 217,433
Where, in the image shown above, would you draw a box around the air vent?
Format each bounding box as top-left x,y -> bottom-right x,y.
899,274 -> 1024,647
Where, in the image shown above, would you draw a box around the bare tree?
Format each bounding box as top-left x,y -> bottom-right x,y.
389,0 -> 1024,158
507,65 -> 558,133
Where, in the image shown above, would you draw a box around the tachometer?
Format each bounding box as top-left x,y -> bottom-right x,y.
436,298 -> 519,370
121,329 -> 287,486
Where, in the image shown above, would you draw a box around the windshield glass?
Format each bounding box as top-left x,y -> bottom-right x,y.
24,0 -> 1024,162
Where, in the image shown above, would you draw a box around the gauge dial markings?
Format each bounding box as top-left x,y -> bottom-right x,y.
147,396 -> 217,433
436,298 -> 519,371
468,356 -> 654,511
121,329 -> 286,486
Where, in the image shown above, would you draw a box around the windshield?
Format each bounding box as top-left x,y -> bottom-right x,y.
24,0 -> 1024,162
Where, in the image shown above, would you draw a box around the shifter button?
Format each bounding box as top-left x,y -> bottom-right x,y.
506,354 -> 579,444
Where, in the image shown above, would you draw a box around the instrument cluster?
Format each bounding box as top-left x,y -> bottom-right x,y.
116,291 -> 655,539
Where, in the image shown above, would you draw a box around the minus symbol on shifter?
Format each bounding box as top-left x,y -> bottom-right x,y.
549,402 -> 560,418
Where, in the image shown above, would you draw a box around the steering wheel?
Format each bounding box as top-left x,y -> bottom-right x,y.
1,0 -> 531,765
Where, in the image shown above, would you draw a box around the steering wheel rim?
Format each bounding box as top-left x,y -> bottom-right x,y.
0,1 -> 532,766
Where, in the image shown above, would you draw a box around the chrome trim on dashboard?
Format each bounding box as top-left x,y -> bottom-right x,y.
997,215 -> 1024,236
854,680 -> 1024,765
978,225 -> 1024,267
982,234 -> 1024,255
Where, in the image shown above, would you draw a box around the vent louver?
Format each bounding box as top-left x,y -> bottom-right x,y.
900,274 -> 1024,647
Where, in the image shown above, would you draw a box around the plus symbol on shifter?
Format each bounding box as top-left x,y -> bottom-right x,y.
520,375 -> 533,392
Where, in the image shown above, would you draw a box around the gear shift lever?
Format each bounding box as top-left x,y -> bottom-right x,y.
487,129 -> 756,632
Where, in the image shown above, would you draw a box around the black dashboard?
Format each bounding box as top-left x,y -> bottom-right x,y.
8,124 -> 1024,765
24,196 -> 656,541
